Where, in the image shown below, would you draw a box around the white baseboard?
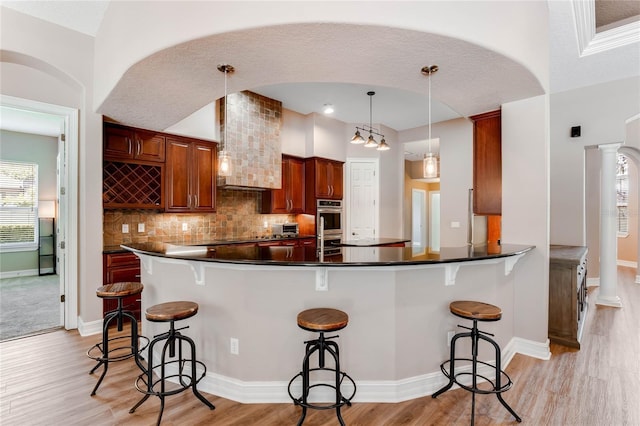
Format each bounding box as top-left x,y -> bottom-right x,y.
156,336 -> 549,404
617,260 -> 637,268
77,316 -> 102,337
0,269 -> 39,279
587,277 -> 600,287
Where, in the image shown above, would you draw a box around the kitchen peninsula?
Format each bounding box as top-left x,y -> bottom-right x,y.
123,241 -> 533,404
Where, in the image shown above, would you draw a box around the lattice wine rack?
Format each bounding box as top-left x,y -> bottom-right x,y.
103,161 -> 163,208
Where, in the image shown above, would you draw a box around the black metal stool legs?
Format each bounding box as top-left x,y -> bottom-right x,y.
88,297 -> 147,396
432,319 -> 521,425
130,321 -> 214,426
288,331 -> 356,426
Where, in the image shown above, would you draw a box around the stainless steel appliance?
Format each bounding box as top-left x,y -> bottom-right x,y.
317,199 -> 343,255
272,223 -> 299,237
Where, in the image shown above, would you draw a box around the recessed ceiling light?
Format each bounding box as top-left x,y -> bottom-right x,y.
323,104 -> 334,114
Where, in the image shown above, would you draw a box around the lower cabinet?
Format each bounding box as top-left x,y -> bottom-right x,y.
548,245 -> 588,349
103,252 -> 141,321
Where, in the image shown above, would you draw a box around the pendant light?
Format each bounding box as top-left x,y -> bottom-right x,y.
350,91 -> 389,151
421,65 -> 439,178
217,64 -> 234,177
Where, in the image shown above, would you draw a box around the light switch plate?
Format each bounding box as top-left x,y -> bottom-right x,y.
122,224 -> 129,233
138,223 -> 145,233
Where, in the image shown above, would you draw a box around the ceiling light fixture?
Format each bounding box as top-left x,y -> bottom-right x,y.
350,91 -> 389,151
217,63 -> 234,177
323,104 -> 334,114
421,65 -> 439,178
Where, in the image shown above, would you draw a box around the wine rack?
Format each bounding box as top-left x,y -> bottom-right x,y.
103,161 -> 164,209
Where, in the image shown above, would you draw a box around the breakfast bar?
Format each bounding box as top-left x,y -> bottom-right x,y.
122,242 -> 533,404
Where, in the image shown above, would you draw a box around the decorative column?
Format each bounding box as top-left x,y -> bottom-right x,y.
596,143 -> 623,307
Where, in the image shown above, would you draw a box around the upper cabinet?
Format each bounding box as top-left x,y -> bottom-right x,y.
305,157 -> 344,212
103,123 -> 165,210
262,155 -> 305,214
470,110 -> 501,216
104,123 -> 165,163
165,137 -> 217,212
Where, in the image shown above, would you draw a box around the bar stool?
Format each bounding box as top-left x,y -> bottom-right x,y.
129,301 -> 214,425
87,282 -> 148,396
287,308 -> 356,426
432,300 -> 521,425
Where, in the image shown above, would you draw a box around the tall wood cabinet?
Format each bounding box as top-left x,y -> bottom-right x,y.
549,245 -> 588,349
262,155 -> 305,214
305,157 -> 344,212
165,137 -> 217,212
103,252 -> 141,321
470,110 -> 501,216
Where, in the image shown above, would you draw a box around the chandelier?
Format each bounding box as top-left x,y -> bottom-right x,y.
350,91 -> 390,151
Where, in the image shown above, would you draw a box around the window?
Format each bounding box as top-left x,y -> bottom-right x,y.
616,153 -> 629,236
0,160 -> 39,250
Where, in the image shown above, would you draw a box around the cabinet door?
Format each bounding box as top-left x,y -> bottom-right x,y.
104,125 -> 134,160
288,157 -> 305,212
191,142 -> 217,212
165,138 -> 191,212
328,161 -> 343,199
267,157 -> 289,213
471,110 -> 501,215
134,130 -> 165,162
315,160 -> 331,198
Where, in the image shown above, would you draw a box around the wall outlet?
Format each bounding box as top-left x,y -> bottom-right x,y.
122,224 -> 129,233
138,223 -> 145,233
230,337 -> 239,355
451,221 -> 460,229
182,222 -> 188,231
447,331 -> 456,347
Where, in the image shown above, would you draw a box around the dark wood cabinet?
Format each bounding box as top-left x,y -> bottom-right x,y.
470,110 -> 501,216
104,123 -> 165,163
262,155 -> 305,214
549,245 -> 588,349
103,252 -> 141,321
165,137 -> 217,212
305,157 -> 344,212
103,123 -> 165,210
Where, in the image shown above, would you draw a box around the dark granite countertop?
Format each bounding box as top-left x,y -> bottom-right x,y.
121,241 -> 534,267
339,238 -> 410,247
104,235 -> 316,254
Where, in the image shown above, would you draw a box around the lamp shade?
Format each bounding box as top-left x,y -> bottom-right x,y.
38,200 -> 56,218
423,153 -> 438,178
218,150 -> 232,177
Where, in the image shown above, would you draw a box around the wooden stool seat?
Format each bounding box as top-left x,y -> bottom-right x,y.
297,308 -> 348,332
146,301 -> 198,322
449,300 -> 502,321
96,282 -> 143,299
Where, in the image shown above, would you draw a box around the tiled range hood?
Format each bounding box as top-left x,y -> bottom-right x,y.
217,91 -> 282,190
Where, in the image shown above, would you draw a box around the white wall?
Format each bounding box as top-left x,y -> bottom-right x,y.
503,95 -> 550,344
550,76 -> 640,246
281,109 -> 307,157
1,7 -> 104,324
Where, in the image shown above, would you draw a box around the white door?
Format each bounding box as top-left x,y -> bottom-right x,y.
429,191 -> 440,251
346,159 -> 378,240
411,189 -> 427,247
56,133 -> 66,326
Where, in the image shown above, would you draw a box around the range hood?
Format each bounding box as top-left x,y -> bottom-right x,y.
217,91 -> 282,190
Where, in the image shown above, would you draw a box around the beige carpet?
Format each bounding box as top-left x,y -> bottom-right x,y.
0,274 -> 61,341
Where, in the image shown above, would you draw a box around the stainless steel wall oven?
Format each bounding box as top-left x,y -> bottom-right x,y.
317,199 -> 343,254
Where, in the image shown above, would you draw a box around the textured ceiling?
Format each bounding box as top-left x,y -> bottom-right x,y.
595,0 -> 640,29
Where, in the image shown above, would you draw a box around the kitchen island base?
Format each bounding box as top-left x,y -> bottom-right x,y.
131,245 -> 542,404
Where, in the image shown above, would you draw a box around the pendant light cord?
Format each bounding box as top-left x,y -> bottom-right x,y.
223,68 -> 228,151
428,71 -> 432,153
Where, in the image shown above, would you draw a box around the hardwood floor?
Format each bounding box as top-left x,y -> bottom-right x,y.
1,267 -> 638,425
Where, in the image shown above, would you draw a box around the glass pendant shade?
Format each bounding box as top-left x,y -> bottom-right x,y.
364,134 -> 378,148
351,130 -> 365,144
423,153 -> 438,178
218,150 -> 232,177
377,138 -> 390,151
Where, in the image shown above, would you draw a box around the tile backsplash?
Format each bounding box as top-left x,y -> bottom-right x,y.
103,189 -> 295,247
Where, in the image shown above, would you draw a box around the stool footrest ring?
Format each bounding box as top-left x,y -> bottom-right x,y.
87,335 -> 150,362
134,359 -> 207,397
287,367 -> 356,410
439,357 -> 514,395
